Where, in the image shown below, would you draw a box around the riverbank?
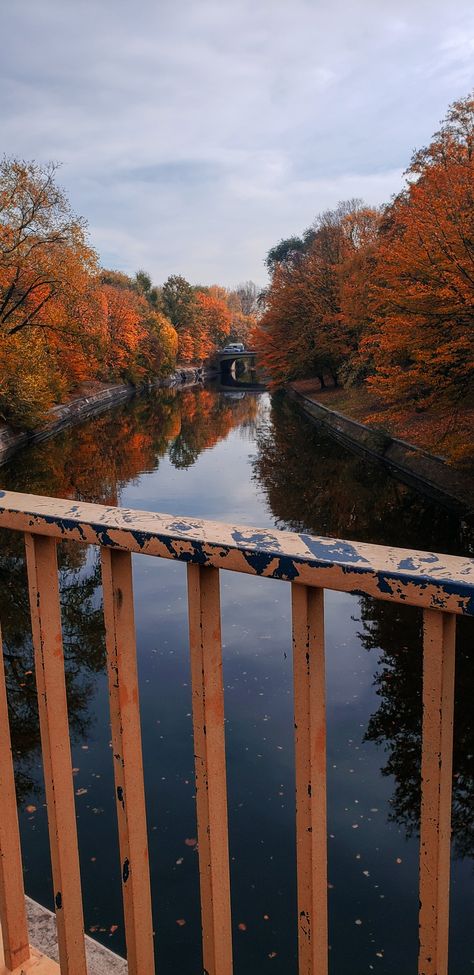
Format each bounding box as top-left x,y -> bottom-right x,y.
0,365 -> 205,468
288,383 -> 474,514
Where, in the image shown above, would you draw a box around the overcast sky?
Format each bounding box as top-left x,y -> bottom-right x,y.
2,0 -> 473,287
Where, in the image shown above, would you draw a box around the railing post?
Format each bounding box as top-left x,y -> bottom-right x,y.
187,564 -> 233,975
25,533 -> 87,975
0,625 -> 30,971
292,584 -> 328,975
101,548 -> 155,975
418,609 -> 456,975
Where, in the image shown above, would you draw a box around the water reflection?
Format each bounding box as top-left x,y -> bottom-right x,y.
7,388 -> 260,500
0,534 -> 105,803
1,388 -> 260,803
253,393 -> 474,554
0,386 -> 472,974
359,600 -> 474,860
254,393 -> 474,856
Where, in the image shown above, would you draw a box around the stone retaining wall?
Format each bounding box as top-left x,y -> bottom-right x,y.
288,387 -> 474,514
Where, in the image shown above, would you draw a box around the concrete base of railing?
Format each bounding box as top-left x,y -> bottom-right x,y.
288,386 -> 474,514
0,897 -> 127,973
0,366 -> 207,469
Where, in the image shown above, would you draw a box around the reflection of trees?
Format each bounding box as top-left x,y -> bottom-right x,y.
7,391 -> 182,504
7,387 -> 261,496
0,533 -> 105,802
253,393 -> 474,554
0,386 -> 262,801
359,599 -> 474,859
1,390 -> 182,800
168,389 -> 260,469
254,393 -> 474,859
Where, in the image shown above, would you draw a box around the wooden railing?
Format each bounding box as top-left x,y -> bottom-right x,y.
0,489 -> 472,975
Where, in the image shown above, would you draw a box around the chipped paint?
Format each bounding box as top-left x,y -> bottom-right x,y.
0,490 -> 472,615
0,488 -> 467,975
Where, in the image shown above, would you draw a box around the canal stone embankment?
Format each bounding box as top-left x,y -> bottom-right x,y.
288,385 -> 474,514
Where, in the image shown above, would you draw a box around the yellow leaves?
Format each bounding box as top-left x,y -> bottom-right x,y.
0,330 -> 58,429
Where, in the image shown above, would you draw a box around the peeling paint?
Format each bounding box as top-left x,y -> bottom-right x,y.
0,490 -> 472,616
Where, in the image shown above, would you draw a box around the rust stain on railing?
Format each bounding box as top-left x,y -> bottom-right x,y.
0,488 -> 471,975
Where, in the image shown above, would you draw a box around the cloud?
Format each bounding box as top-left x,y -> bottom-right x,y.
1,0 -> 473,285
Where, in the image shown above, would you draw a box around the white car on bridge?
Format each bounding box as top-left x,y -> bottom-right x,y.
222,342 -> 245,353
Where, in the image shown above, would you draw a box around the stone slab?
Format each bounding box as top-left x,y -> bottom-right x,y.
25,897 -> 127,974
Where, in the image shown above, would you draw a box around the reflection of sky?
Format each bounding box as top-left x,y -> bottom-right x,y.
121,399 -> 271,524
9,389 -> 473,974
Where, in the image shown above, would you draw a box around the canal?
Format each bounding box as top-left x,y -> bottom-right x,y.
0,384 -> 472,974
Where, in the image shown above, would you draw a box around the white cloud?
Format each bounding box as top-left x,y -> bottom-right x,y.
1,0 -> 473,285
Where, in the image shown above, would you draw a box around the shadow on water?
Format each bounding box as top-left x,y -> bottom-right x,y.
0,386 -> 472,974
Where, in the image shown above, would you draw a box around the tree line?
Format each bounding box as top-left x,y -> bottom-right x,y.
0,158 -> 259,428
254,94 -> 474,429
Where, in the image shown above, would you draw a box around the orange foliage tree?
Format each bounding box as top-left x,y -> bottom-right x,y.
0,159 -> 179,427
0,159 -> 98,341
255,90 -> 474,452
255,200 -> 379,387
97,282 -> 146,379
0,159 -> 99,424
194,291 -> 231,358
364,95 -> 474,411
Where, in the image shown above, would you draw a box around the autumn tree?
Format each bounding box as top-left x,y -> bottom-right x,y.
255,200 -> 378,387
257,92 -> 474,437
0,159 -> 99,424
337,204 -> 381,384
138,311 -> 178,377
95,272 -> 178,381
0,158 -> 97,340
96,281 -> 146,379
194,290 -> 231,357
364,94 -> 474,411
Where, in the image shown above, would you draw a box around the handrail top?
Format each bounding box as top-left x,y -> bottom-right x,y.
0,489 -> 473,616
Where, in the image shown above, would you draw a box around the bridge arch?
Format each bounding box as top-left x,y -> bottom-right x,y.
213,350 -> 257,376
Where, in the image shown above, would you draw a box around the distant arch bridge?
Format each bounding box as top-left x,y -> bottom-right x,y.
211,349 -> 257,375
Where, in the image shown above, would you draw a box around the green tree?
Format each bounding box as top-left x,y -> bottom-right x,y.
162,274 -> 197,331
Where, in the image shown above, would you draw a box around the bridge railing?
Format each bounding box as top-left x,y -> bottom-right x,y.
0,489 -> 472,975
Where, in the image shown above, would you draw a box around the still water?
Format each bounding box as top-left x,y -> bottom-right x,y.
0,385 -> 472,974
